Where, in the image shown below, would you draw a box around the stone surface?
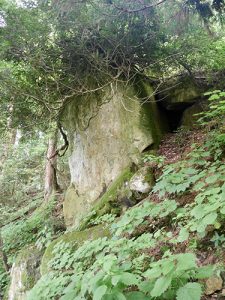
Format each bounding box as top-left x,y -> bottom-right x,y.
181,101 -> 206,128
63,184 -> 87,228
61,79 -> 166,227
7,245 -> 42,300
78,168 -> 136,230
40,225 -> 110,275
205,275 -> 223,295
159,77 -> 203,110
129,166 -> 154,193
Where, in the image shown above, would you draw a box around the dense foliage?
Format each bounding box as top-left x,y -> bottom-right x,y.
0,0 -> 224,130
0,133 -> 69,297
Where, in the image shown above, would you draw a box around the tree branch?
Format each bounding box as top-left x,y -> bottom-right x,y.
114,0 -> 168,13
48,123 -> 69,159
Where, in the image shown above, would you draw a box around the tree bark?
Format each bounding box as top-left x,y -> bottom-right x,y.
0,232 -> 9,272
44,130 -> 60,200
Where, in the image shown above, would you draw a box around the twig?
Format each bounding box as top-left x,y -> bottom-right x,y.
48,123 -> 69,159
114,0 -> 168,13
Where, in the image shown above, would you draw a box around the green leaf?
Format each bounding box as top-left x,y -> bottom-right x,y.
196,225 -> 207,236
195,265 -> 214,279
190,205 -> 205,219
193,181 -> 206,191
177,228 -> 189,243
151,275 -> 172,297
111,275 -> 121,286
176,253 -> 196,272
145,267 -> 161,279
102,296 -> 114,300
214,221 -> 221,229
176,282 -> 202,300
103,260 -> 115,272
113,292 -> 126,300
93,285 -> 108,300
204,91 -> 213,96
205,175 -> 219,184
162,260 -> 175,275
120,272 -> 139,286
138,281 -> 155,293
209,94 -> 220,100
202,212 -> 217,226
126,292 -> 149,300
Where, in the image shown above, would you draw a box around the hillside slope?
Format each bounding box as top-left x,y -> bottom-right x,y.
21,90 -> 225,300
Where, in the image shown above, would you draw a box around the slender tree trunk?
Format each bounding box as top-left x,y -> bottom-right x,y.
203,19 -> 215,37
1,103 -> 16,164
0,232 -> 9,272
44,130 -> 60,200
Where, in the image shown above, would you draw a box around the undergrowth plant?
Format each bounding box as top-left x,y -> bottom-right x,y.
35,225 -> 54,250
142,154 -> 165,168
1,196 -> 57,256
27,198 -> 214,300
27,91 -> 225,300
0,259 -> 9,299
197,90 -> 225,128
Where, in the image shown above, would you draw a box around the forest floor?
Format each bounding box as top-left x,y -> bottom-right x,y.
3,123 -> 225,300
153,128 -> 225,299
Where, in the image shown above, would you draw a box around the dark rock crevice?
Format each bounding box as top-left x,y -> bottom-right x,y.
157,101 -> 195,132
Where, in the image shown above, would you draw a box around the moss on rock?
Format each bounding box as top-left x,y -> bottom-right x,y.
16,245 -> 42,290
63,185 -> 87,228
158,77 -> 204,110
78,168 -> 133,230
61,78 -> 167,229
93,168 -> 133,212
134,78 -> 169,146
40,224 -> 110,275
7,245 -> 42,300
181,102 -> 205,128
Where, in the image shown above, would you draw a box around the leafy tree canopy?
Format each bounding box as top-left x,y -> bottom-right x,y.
0,0 -> 224,133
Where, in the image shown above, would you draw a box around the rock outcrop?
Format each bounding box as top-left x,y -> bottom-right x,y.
7,246 -> 42,300
61,79 -> 166,227
129,166 -> 154,194
181,101 -> 206,128
158,77 -> 203,110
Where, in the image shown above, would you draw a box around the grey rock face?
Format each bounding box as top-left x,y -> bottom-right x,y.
129,167 -> 154,194
61,81 -> 165,227
7,246 -> 42,300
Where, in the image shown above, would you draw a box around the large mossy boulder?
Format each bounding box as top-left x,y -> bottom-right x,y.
7,245 -> 42,300
61,79 -> 167,227
40,225 -> 110,275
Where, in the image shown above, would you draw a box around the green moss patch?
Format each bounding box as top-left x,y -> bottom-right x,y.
134,78 -> 169,146
78,168 -> 134,230
16,245 -> 42,290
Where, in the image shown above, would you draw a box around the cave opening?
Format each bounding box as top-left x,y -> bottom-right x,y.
157,101 -> 195,132
142,101 -> 195,153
